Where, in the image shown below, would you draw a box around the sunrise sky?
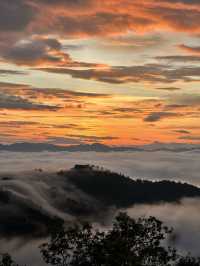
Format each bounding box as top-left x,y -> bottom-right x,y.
0,0 -> 199,146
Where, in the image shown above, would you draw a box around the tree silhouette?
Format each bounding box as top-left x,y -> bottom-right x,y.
0,254 -> 19,266
176,256 -> 200,266
40,213 -> 179,266
1,213 -> 200,266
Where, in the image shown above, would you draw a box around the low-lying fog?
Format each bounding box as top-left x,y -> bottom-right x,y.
0,150 -> 199,185
0,150 -> 199,266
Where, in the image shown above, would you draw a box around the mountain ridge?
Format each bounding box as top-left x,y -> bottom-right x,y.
1,164 -> 200,237
0,142 -> 199,152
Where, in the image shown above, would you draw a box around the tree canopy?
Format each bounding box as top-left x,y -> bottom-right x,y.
1,213 -> 200,266
40,213 -> 199,266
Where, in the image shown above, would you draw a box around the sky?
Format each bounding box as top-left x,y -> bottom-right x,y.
0,0 -> 200,146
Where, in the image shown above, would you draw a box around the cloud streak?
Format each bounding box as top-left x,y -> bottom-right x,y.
0,93 -> 59,111
38,64 -> 200,84
1,36 -> 105,67
144,111 -> 179,122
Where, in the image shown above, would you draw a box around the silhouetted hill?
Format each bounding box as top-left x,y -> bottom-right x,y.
1,165 -> 200,238
63,165 -> 200,207
0,142 -> 66,152
0,189 -> 62,238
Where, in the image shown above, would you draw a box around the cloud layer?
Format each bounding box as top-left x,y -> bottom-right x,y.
0,1 -> 199,145
0,151 -> 200,265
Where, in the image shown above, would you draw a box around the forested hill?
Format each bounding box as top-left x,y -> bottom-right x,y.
1,165 -> 200,238
63,165 -> 200,207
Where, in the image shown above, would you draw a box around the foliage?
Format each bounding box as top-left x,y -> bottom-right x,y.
40,213 -> 178,266
0,254 -> 19,266
2,213 -> 200,266
176,256 -> 200,266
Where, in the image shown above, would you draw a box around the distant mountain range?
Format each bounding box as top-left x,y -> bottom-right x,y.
0,142 -> 199,152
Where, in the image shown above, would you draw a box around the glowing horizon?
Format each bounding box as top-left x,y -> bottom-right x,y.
0,0 -> 199,145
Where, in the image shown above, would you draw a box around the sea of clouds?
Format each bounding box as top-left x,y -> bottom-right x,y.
0,150 -> 199,185
0,150 -> 199,265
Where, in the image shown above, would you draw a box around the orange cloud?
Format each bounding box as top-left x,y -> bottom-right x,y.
0,1 -> 200,146
0,82 -> 199,145
37,63 -> 200,84
1,36 -> 105,67
1,0 -> 200,70
2,0 -> 200,40
179,44 -> 200,55
28,0 -> 200,37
